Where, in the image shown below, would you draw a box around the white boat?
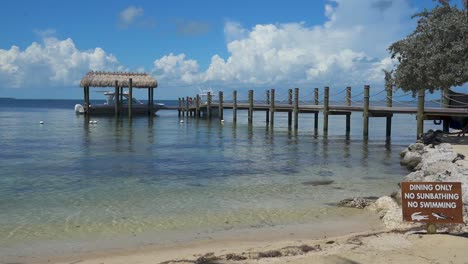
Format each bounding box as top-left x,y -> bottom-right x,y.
75,91 -> 165,115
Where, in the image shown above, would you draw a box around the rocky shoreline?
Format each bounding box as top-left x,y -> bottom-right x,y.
340,140 -> 468,232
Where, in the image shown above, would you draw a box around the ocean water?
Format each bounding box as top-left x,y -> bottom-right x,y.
0,99 -> 440,259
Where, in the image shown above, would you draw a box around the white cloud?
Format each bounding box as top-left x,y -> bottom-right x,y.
152,0 -> 415,90
119,6 -> 144,27
0,37 -> 123,88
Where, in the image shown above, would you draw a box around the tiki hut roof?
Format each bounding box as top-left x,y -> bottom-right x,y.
80,71 -> 158,88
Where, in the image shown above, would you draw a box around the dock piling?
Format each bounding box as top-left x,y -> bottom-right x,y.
294,88 -> 299,131
314,88 -> 319,131
323,87 -> 329,134
219,91 -> 224,121
207,92 -> 212,119
248,90 -> 254,125
114,81 -> 119,117
233,90 -> 237,123
128,78 -> 133,118
270,89 -> 275,129
266,90 -> 270,124
363,85 -> 370,138
417,88 -> 425,138
288,89 -> 293,129
346,87 -> 351,135
386,85 -> 393,138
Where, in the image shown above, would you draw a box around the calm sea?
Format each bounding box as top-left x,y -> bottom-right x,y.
0,98 -> 440,260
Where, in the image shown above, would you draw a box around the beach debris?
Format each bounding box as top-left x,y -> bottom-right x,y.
302,180 -> 334,186
194,252 -> 219,264
39,120 -> 44,124
225,253 -> 247,260
326,240 -> 335,244
337,197 -> 377,209
257,250 -> 282,258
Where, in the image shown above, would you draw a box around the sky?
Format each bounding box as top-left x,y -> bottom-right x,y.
0,0 -> 459,100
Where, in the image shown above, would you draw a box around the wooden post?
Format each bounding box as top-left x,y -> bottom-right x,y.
442,87 -> 449,132
128,78 -> 133,118
85,86 -> 90,114
417,88 -> 425,138
233,90 -> 238,123
346,86 -> 351,135
314,87 -> 319,131
323,87 -> 329,134
218,91 -> 223,120
207,92 -> 212,119
265,90 -> 270,124
150,88 -> 154,116
195,94 -> 200,118
182,97 -> 186,117
114,81 -> 119,116
186,96 -> 190,117
294,88 -> 299,131
386,85 -> 393,138
288,89 -> 293,129
363,85 -> 370,139
248,90 -> 254,125
178,98 -> 181,117
270,89 -> 275,129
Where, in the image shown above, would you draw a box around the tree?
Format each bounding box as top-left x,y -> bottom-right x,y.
388,1 -> 468,93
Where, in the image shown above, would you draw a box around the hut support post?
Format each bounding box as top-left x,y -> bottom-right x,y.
346,87 -> 351,135
314,88 -> 319,131
442,87 -> 449,132
85,86 -> 90,114
265,90 -> 270,124
186,96 -> 190,117
128,78 -> 133,118
323,87 -> 329,134
288,89 -> 293,129
248,90 -> 254,125
182,98 -> 186,117
207,92 -> 212,119
363,85 -> 370,139
150,88 -> 154,116
386,86 -> 393,138
218,91 -> 223,120
294,88 -> 299,131
417,88 -> 425,138
114,81 -> 119,116
178,98 -> 181,117
233,90 -> 237,123
270,89 -> 275,129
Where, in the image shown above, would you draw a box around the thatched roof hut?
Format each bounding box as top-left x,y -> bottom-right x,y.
80,71 -> 158,88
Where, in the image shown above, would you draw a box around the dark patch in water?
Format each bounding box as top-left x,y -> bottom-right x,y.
318,170 -> 334,177
362,176 -> 383,180
302,180 -> 334,186
332,186 -> 344,190
186,183 -> 204,187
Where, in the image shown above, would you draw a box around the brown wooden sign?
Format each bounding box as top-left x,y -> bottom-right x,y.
401,182 -> 464,223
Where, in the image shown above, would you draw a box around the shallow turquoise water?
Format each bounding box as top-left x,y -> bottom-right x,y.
0,99 -> 440,258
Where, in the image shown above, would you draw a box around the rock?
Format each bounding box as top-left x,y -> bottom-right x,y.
302,180 -> 334,186
400,151 -> 422,170
422,129 -> 443,145
400,148 -> 409,158
408,142 -> 425,153
390,190 -> 402,206
367,196 -> 416,230
338,197 -> 377,209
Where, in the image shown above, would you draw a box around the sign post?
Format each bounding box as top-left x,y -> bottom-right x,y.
401,182 -> 463,233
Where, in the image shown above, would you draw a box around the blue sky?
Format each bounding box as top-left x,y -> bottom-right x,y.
0,0 -> 459,100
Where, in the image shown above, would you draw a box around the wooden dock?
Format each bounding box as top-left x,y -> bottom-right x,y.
174,86 -> 468,139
